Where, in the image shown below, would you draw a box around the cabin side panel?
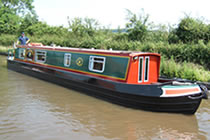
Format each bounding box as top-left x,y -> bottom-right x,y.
46,51 -> 64,67
126,55 -> 160,84
43,50 -> 130,81
126,58 -> 139,84
148,56 -> 160,83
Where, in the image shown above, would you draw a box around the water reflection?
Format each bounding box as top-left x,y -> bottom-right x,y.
0,55 -> 209,140
196,100 -> 210,139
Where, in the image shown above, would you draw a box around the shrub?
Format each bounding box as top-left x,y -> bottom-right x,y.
160,56 -> 210,82
0,34 -> 17,46
174,17 -> 210,44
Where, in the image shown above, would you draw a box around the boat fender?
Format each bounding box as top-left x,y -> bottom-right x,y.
199,85 -> 209,99
188,93 -> 205,100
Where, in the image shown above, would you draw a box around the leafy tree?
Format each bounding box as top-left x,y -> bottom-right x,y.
0,6 -> 20,34
175,17 -> 210,43
147,24 -> 169,43
0,0 -> 35,15
68,17 -> 99,37
125,9 -> 149,42
18,13 -> 38,34
83,18 -> 99,36
25,22 -> 68,36
168,25 -> 180,44
0,0 -> 36,34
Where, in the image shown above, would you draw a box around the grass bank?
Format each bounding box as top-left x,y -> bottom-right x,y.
160,57 -> 210,82
0,45 -> 12,55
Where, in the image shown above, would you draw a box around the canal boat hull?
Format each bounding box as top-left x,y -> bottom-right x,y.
7,59 -> 203,114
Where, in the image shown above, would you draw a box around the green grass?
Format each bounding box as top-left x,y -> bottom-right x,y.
160,56 -> 210,82
0,45 -> 12,55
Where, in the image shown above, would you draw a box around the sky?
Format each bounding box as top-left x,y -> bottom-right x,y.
33,0 -> 210,28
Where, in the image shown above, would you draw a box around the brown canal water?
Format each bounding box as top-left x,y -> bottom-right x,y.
0,55 -> 210,140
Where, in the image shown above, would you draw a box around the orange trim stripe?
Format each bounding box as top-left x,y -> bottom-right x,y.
165,88 -> 200,95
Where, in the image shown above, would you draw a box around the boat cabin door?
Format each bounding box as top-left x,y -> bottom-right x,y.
138,56 -> 150,83
137,55 -> 160,84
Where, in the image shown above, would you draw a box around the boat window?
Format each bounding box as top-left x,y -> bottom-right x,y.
138,57 -> 143,82
35,50 -> 47,63
19,48 -> 25,59
64,53 -> 71,67
144,56 -> 149,82
26,49 -> 34,61
89,56 -> 106,73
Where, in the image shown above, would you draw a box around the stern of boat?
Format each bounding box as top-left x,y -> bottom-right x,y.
158,82 -> 207,114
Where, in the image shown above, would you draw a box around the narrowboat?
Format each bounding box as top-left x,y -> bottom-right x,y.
7,44 -> 208,114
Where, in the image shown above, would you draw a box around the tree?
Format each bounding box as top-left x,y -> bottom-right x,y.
68,17 -> 99,37
19,13 -> 38,34
176,17 -> 210,43
0,6 -> 20,34
0,0 -> 35,15
0,0 -> 36,34
125,9 -> 150,42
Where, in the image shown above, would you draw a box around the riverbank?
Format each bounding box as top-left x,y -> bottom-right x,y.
0,45 -> 12,55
